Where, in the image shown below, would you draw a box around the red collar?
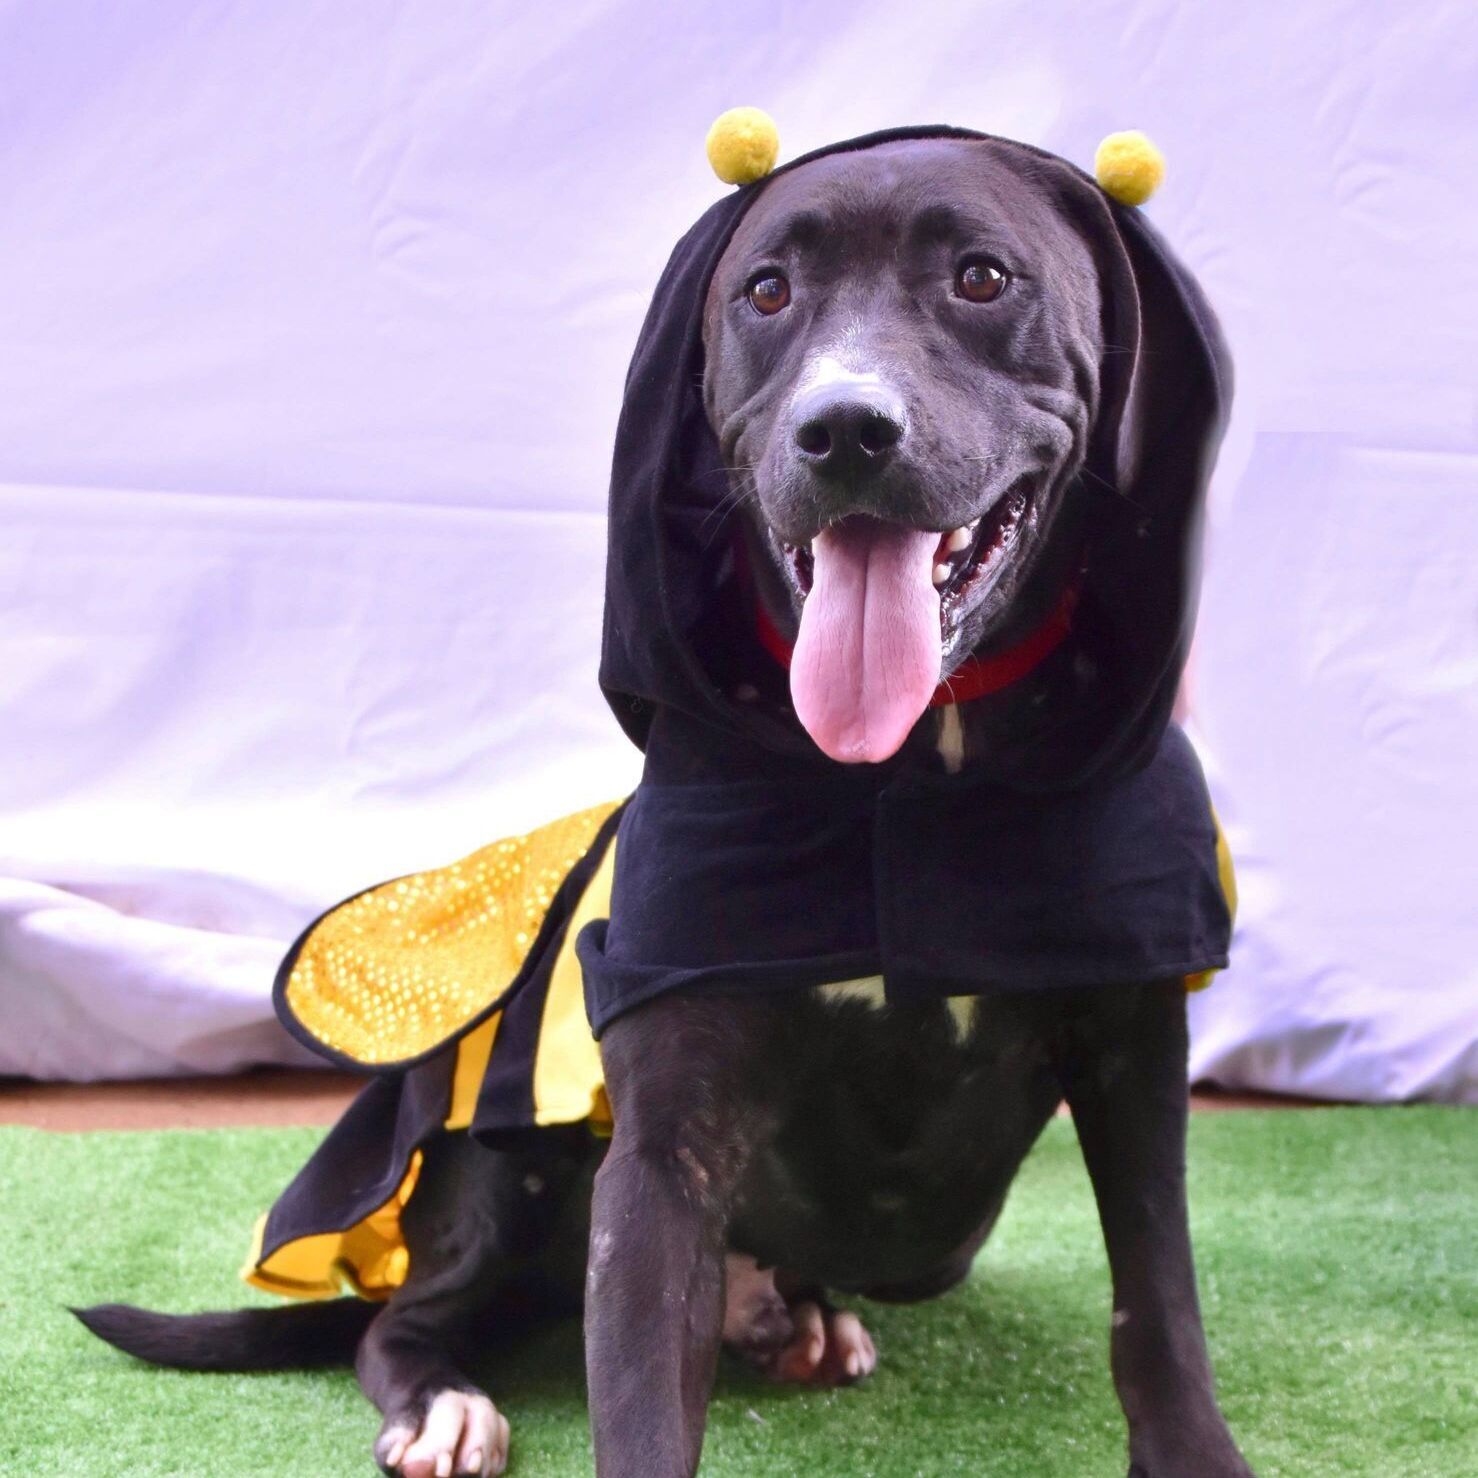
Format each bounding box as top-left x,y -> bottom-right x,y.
751,577 -> 1079,708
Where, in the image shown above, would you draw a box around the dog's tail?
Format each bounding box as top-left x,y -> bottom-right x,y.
71,1297 -> 378,1372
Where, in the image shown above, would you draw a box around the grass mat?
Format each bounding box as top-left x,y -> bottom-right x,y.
1,1108 -> 1472,1476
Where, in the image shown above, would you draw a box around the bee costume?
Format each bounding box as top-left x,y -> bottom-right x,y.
245,116 -> 1235,1303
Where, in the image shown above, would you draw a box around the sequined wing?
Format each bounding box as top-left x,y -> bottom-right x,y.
274,800 -> 626,1070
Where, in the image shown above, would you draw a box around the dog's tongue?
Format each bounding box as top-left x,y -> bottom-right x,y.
790,517 -> 942,763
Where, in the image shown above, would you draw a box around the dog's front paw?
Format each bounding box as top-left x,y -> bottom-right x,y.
375,1389 -> 510,1478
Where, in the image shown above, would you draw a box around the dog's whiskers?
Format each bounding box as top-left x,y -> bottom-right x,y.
698,479 -> 754,544
1074,461 -> 1149,513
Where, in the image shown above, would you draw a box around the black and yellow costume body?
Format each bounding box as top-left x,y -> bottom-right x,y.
247,764 -> 1233,1303
246,124 -> 1235,1305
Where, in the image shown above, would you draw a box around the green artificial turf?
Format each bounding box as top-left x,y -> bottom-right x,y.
1,1109 -> 1473,1476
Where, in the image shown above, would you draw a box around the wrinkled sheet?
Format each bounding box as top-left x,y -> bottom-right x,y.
1,1 -> 1473,1097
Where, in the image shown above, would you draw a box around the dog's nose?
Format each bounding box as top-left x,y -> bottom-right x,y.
791,386 -> 907,479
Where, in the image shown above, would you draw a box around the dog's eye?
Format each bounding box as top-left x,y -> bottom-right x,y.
955,259 -> 1008,303
747,273 -> 791,316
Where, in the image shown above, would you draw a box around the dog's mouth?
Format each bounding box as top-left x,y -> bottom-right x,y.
781,481 -> 1029,632
774,484 -> 1034,766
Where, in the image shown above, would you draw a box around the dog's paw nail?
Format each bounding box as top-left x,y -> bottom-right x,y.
376,1426 -> 414,1471
845,1350 -> 861,1377
435,1454 -> 453,1478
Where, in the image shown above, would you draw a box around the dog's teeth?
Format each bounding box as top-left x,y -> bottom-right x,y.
932,563 -> 951,587
946,527 -> 971,553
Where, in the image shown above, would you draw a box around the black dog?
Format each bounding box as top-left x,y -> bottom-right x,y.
80,131 -> 1253,1478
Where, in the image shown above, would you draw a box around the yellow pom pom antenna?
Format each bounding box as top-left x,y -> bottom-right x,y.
1094,130 -> 1166,207
706,107 -> 780,186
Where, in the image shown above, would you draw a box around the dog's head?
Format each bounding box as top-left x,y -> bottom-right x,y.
600,128 -> 1228,782
704,138 -> 1106,762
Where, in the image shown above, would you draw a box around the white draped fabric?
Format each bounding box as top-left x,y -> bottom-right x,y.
2,1 -> 1473,1098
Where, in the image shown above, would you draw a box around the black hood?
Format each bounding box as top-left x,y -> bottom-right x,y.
597,125 -> 1230,789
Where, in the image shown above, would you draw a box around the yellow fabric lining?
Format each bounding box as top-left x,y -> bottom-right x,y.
242,1150 -> 423,1301
435,838 -> 617,1140
1186,813 -> 1237,993
444,1015 -> 500,1132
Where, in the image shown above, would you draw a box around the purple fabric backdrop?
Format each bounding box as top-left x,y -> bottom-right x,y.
1,1 -> 1473,1096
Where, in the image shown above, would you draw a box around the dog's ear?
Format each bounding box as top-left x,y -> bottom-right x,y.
1091,205 -> 1231,518
1071,196 -> 1232,778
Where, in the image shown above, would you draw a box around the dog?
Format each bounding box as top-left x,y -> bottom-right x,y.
78,128 -> 1253,1478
